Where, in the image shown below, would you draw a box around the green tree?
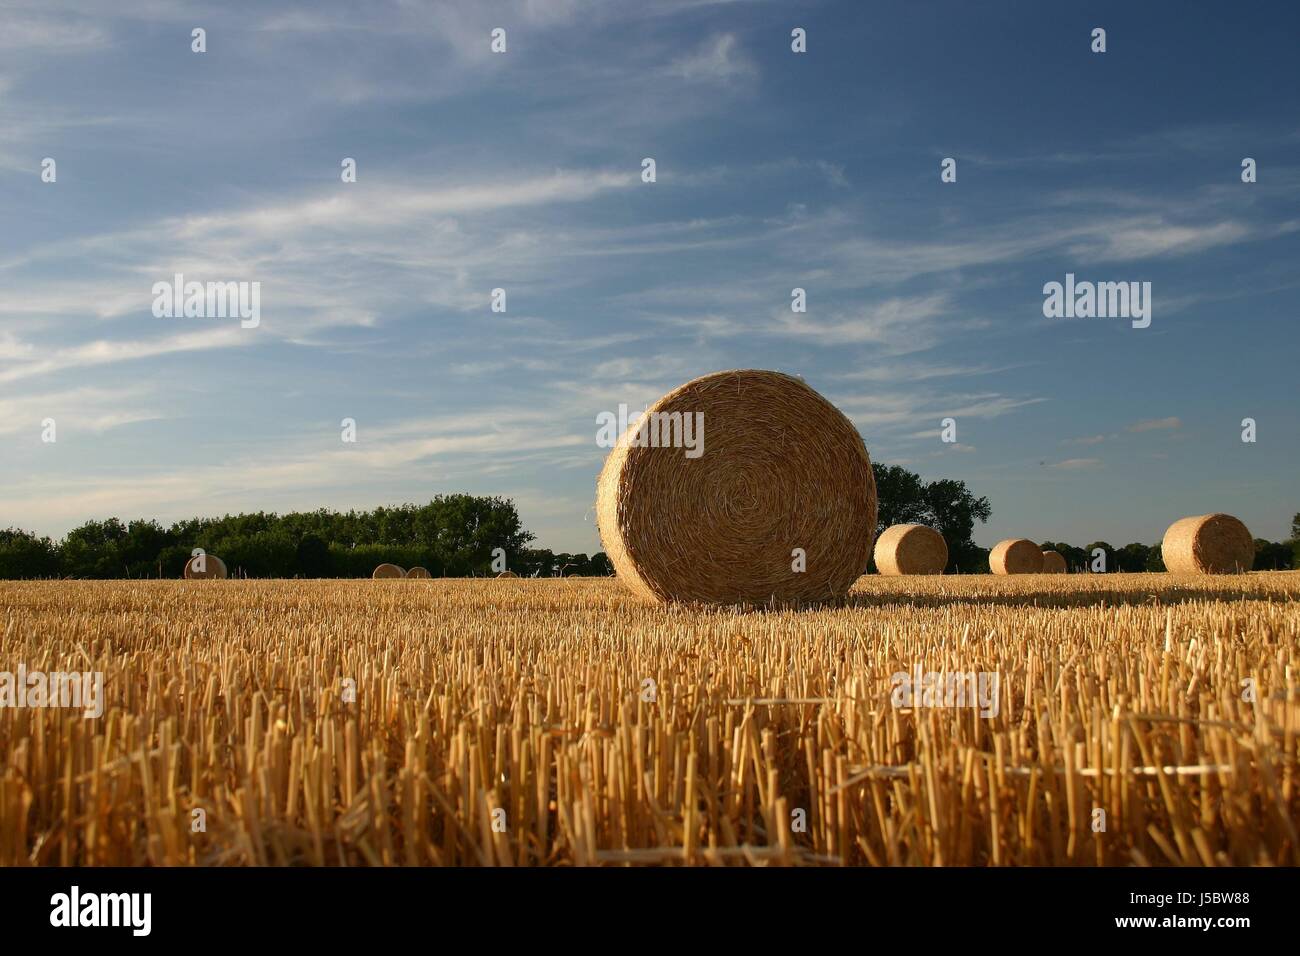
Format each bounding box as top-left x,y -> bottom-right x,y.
121,520 -> 171,577
872,465 -> 929,528
1084,541 -> 1116,573
214,531 -> 301,578
1040,541 -> 1088,572
1116,542 -> 1151,573
0,528 -> 61,578
1291,513 -> 1300,569
1146,544 -> 1166,572
0,496 -> 553,579
924,478 -> 993,572
295,534 -> 332,577
870,464 -> 991,573
157,544 -> 195,578
1253,539 -> 1293,571
61,519 -> 130,578
516,548 -> 554,578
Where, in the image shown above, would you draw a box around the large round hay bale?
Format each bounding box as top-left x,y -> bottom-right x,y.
495,570 -> 519,579
183,554 -> 227,579
596,369 -> 877,605
874,524 -> 947,576
1041,550 -> 1067,574
1161,513 -> 1254,574
372,563 -> 405,579
406,566 -> 431,579
990,539 -> 1043,575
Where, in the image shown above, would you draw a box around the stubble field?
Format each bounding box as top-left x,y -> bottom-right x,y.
2,572 -> 1298,866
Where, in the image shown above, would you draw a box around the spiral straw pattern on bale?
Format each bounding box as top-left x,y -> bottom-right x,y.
406,566 -> 432,579
496,571 -> 519,579
1041,550 -> 1067,574
873,524 -> 947,576
596,369 -> 877,605
990,539 -> 1043,575
1162,513 -> 1254,574
183,554 -> 227,579
372,563 -> 405,579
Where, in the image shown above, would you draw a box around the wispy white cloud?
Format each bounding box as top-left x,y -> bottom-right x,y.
0,327 -> 248,386
667,33 -> 757,82
834,360 -> 1025,384
769,294 -> 955,351
1049,458 -> 1103,471
174,171 -> 634,238
1127,416 -> 1182,433
0,168 -> 641,383
0,14 -> 109,52
0,385 -> 163,437
811,210 -> 1276,287
0,403 -> 591,530
833,389 -> 1046,434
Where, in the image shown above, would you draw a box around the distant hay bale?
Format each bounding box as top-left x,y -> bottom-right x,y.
1162,514 -> 1254,574
183,554 -> 227,579
1041,550 -> 1067,574
874,524 -> 947,576
372,563 -> 405,579
990,539 -> 1044,575
596,369 -> 877,605
406,566 -> 431,579
496,571 -> 519,579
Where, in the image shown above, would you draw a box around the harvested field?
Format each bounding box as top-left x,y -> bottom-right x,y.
2,573 -> 1298,867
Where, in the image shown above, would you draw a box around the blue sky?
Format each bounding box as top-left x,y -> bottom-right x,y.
2,0 -> 1297,554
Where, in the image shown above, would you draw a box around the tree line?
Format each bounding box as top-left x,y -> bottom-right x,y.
1041,524 -> 1298,574
0,474 -> 1293,579
0,495 -> 608,579
866,466 -> 1297,574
